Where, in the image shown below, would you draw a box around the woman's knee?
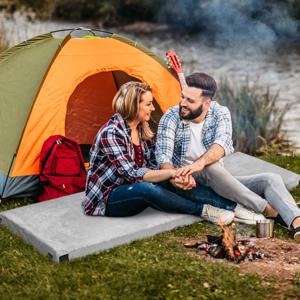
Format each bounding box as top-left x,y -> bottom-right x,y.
135,182 -> 158,197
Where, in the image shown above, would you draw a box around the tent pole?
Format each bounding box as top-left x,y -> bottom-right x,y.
0,154 -> 16,204
50,28 -> 113,35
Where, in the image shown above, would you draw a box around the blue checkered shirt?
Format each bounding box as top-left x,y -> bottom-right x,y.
155,101 -> 234,168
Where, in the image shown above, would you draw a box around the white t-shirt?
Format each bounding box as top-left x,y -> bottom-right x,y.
182,121 -> 207,167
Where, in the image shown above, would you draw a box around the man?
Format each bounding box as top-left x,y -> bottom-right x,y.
156,72 -> 300,240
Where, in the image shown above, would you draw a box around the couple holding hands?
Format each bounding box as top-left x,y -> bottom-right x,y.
82,72 -> 300,240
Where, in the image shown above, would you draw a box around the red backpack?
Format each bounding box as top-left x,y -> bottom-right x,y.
38,135 -> 87,202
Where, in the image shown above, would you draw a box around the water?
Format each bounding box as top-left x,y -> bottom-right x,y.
131,33 -> 300,153
2,13 -> 300,152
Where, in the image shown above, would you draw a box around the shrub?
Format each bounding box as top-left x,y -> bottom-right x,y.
15,0 -> 56,19
53,0 -> 103,21
0,23 -> 9,53
290,0 -> 300,20
53,0 -> 164,25
216,78 -> 290,155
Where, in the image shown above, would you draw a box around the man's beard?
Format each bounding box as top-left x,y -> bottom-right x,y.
179,104 -> 203,120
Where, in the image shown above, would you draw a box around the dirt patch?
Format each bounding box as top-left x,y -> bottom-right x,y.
180,236 -> 300,280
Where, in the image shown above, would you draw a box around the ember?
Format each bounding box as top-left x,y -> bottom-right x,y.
184,223 -> 264,264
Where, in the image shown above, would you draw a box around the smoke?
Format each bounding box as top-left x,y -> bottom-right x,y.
161,0 -> 299,49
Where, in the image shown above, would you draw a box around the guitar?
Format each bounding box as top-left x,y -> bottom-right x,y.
166,50 -> 186,89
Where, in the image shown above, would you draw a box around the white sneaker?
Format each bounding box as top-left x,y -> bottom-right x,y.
201,204 -> 235,225
234,204 -> 266,225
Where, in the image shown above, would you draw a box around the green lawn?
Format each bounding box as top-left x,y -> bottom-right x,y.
1,154 -> 300,299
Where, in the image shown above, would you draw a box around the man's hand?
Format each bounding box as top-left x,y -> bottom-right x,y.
160,162 -> 196,190
176,160 -> 206,177
170,174 -> 196,190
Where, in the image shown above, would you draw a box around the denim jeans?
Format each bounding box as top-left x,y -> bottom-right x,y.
105,181 -> 236,217
160,181 -> 236,211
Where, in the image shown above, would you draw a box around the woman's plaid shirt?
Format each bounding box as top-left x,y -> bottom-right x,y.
155,101 -> 234,168
82,114 -> 157,216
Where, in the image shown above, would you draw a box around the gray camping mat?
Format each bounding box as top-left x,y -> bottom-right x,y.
223,152 -> 299,190
0,152 -> 299,262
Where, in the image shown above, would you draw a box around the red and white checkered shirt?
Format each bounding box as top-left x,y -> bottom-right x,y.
82,114 -> 157,216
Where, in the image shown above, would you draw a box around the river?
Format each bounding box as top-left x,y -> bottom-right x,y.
1,13 -> 300,152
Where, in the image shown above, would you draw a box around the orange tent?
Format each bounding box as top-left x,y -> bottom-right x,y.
0,28 -> 181,198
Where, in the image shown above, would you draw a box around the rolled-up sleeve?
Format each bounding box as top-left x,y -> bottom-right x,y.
155,111 -> 177,166
213,107 -> 234,155
102,127 -> 149,182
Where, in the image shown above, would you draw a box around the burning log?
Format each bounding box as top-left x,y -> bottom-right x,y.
219,222 -> 236,260
183,223 -> 264,263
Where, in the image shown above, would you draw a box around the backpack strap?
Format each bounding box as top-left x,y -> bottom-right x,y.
62,138 -> 87,174
40,136 -> 87,175
40,138 -> 61,174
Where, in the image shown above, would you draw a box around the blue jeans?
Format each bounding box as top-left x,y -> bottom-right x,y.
105,181 -> 236,217
160,180 -> 236,211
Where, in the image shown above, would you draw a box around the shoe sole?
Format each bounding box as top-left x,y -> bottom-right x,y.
201,218 -> 234,225
294,231 -> 300,241
234,217 -> 261,225
294,234 -> 300,241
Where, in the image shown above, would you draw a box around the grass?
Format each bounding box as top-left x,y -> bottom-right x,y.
0,225 -> 274,299
1,154 -> 300,299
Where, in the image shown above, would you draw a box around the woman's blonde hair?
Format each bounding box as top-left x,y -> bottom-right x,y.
112,81 -> 154,140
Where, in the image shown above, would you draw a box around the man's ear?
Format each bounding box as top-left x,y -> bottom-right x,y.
203,98 -> 211,111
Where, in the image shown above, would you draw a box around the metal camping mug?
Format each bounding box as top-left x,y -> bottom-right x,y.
256,220 -> 274,238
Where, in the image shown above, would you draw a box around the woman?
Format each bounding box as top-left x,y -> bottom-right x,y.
82,82 -> 236,223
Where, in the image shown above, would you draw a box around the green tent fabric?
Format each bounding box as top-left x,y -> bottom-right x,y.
0,33 -> 63,175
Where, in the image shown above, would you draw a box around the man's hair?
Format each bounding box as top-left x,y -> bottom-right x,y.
185,73 -> 217,98
112,81 -> 154,140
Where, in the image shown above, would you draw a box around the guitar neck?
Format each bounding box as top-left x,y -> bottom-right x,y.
177,72 -> 186,89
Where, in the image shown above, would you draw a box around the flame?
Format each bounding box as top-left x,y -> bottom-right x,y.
219,222 -> 237,259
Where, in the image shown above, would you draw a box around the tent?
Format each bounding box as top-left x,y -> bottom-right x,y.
0,28 -> 181,199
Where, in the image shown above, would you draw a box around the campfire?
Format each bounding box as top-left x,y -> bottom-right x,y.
184,223 -> 264,264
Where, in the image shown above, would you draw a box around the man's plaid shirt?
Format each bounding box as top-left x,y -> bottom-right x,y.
155,101 -> 234,168
82,114 -> 157,216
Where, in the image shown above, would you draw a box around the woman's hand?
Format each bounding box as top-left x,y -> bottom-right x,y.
169,169 -> 177,179
170,173 -> 196,190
